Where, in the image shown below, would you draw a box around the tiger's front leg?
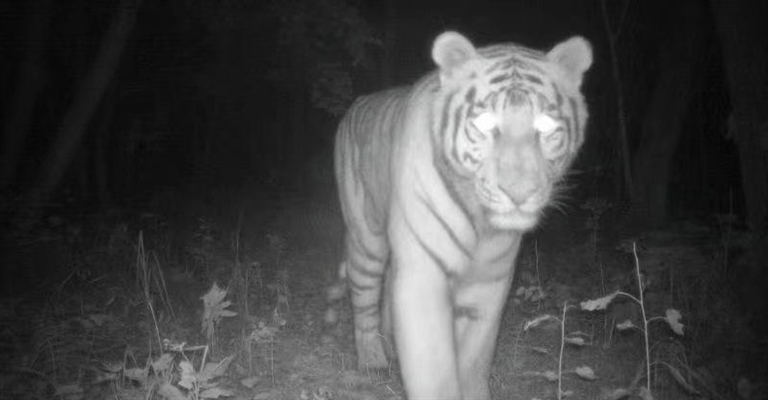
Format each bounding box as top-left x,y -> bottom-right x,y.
391,248 -> 462,399
390,207 -> 519,400
393,266 -> 513,400
453,277 -> 514,399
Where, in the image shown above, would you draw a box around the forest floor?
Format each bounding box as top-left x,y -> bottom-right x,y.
0,183 -> 764,400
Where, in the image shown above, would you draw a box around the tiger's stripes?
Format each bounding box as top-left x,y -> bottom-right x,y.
334,31 -> 592,399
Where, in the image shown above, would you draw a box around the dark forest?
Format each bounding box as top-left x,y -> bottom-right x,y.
0,0 -> 766,399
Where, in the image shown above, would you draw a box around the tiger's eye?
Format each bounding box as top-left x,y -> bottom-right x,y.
472,112 -> 498,136
533,114 -> 558,134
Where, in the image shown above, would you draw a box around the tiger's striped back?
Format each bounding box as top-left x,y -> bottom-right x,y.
335,87 -> 409,237
334,31 -> 592,399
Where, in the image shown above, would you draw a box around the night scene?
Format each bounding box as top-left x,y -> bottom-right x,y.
0,0 -> 766,399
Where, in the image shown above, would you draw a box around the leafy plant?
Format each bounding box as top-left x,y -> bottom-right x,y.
523,303 -> 597,400
201,283 -> 238,352
581,242 -> 686,398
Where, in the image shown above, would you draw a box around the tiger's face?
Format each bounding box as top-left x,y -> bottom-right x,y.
462,89 -> 569,231
433,34 -> 590,231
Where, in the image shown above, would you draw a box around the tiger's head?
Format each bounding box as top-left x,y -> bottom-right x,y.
430,32 -> 592,231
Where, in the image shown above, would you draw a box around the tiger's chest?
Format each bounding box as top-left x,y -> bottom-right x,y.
463,230 -> 522,281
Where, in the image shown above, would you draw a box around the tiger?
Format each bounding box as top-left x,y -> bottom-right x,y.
333,31 -> 592,399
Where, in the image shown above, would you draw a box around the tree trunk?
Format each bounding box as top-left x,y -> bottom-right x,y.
710,0 -> 768,330
30,0 -> 140,203
600,0 -> 632,201
711,0 -> 768,234
630,0 -> 707,225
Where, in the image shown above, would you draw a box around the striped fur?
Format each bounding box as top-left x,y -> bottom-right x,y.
334,31 -> 592,399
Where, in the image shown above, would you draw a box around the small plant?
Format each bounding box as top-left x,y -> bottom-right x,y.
117,343 -> 235,400
523,302 -> 597,400
580,197 -> 612,314
514,240 -> 547,318
581,242 -> 686,398
135,231 -> 175,343
247,318 -> 283,386
271,267 -> 291,317
266,233 -> 290,323
117,283 -> 238,399
515,239 -> 597,399
200,282 -> 237,353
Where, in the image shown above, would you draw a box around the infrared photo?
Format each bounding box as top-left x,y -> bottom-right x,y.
0,0 -> 767,399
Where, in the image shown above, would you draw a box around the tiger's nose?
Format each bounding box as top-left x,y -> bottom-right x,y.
501,180 -> 539,205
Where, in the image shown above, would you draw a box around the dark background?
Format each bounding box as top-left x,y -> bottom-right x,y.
1,1 -> 767,397
0,0 -> 756,224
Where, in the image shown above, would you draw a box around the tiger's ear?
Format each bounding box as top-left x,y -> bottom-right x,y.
432,31 -> 478,83
547,36 -> 592,89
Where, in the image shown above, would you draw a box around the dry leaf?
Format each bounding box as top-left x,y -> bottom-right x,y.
580,291 -> 619,311
666,309 -> 684,335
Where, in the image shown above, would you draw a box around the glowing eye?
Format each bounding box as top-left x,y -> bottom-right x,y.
533,114 -> 559,134
472,112 -> 498,135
